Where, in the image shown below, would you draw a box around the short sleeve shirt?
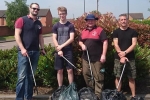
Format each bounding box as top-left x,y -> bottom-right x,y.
80,26 -> 107,62
52,21 -> 75,49
113,27 -> 138,59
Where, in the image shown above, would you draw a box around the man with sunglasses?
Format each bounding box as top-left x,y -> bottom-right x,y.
15,3 -> 45,100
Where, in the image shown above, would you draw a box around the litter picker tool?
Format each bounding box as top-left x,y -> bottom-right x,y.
27,55 -> 38,95
61,55 -> 81,72
86,49 -> 94,86
116,62 -> 126,90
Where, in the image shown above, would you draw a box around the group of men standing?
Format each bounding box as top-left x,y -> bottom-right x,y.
14,3 -> 138,100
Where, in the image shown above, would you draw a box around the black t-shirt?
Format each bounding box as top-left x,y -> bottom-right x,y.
52,21 -> 75,50
80,26 -> 107,62
113,27 -> 138,60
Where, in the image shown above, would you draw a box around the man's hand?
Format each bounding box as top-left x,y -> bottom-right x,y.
118,51 -> 126,58
100,55 -> 106,63
56,45 -> 63,51
81,44 -> 87,51
40,49 -> 46,55
120,57 -> 129,64
58,51 -> 63,56
21,48 -> 28,56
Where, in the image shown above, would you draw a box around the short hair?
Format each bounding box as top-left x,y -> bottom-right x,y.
119,14 -> 127,18
57,6 -> 67,14
30,3 -> 39,8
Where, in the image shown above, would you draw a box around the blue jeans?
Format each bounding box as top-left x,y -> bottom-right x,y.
16,51 -> 40,100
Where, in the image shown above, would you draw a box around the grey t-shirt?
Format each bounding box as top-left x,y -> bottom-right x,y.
52,21 -> 75,49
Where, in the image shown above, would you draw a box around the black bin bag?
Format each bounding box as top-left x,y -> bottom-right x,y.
58,82 -> 79,100
101,89 -> 126,100
78,87 -> 98,100
101,62 -> 127,100
51,85 -> 66,100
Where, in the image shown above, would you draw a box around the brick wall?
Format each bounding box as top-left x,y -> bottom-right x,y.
0,18 -> 6,26
0,26 -> 52,37
42,26 -> 52,34
0,26 -> 14,36
40,17 -> 46,26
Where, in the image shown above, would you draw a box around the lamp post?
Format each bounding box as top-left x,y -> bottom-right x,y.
127,0 -> 129,19
84,0 -> 85,13
97,0 -> 99,13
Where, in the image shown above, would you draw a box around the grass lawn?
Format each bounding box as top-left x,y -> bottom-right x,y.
0,33 -> 52,41
0,36 -> 14,41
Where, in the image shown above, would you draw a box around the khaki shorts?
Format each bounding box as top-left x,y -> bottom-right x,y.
114,59 -> 136,79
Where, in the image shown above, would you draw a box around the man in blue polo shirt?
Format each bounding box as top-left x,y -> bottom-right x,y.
15,3 -> 45,100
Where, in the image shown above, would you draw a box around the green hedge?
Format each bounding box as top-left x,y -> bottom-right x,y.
0,43 -> 150,90
132,20 -> 150,26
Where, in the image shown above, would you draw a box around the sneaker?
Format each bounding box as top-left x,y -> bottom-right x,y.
130,96 -> 144,100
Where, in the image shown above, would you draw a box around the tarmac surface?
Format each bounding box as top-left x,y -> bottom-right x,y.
0,36 -> 54,50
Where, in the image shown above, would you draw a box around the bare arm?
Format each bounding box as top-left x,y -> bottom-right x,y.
61,32 -> 74,48
125,37 -> 137,54
15,28 -> 27,56
39,34 -> 44,49
56,32 -> 74,51
100,40 -> 108,63
14,28 -> 25,50
79,41 -> 84,47
79,40 -> 86,51
102,40 -> 108,56
52,33 -> 59,48
113,38 -> 121,53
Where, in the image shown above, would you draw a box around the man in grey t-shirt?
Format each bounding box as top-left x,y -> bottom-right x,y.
52,6 -> 75,89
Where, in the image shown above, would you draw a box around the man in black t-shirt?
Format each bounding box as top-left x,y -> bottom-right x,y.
113,14 -> 138,100
52,6 -> 75,89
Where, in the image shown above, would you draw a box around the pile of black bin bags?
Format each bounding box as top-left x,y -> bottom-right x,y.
50,82 -> 130,100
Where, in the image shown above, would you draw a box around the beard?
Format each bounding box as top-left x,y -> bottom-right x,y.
31,12 -> 38,16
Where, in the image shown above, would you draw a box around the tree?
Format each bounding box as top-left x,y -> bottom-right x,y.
52,17 -> 59,25
5,0 -> 28,29
91,10 -> 101,15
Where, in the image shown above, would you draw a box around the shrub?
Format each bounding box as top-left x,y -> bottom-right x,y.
0,47 -> 17,90
132,20 -> 150,26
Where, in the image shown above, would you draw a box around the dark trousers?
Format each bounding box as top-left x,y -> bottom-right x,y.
82,59 -> 104,99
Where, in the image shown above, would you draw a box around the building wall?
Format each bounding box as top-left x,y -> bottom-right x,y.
0,18 -> 4,26
0,26 -> 14,36
129,16 -> 133,20
40,17 -> 46,26
46,10 -> 52,27
0,18 -> 7,26
42,26 -> 52,34
0,26 -> 52,37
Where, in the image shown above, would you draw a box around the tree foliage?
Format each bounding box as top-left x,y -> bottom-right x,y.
5,0 -> 28,29
52,17 -> 59,25
91,10 -> 101,15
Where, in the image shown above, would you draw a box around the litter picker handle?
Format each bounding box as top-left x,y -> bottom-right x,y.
27,55 -> 37,87
116,62 -> 126,89
86,49 -> 94,80
61,56 -> 81,72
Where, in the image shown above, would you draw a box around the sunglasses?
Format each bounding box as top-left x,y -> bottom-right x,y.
31,8 -> 40,11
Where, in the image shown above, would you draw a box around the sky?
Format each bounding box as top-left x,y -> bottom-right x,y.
0,0 -> 150,19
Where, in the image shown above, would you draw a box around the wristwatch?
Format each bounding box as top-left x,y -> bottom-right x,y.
124,51 -> 127,54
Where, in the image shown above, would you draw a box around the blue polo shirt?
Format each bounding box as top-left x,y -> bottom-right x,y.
15,15 -> 42,51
